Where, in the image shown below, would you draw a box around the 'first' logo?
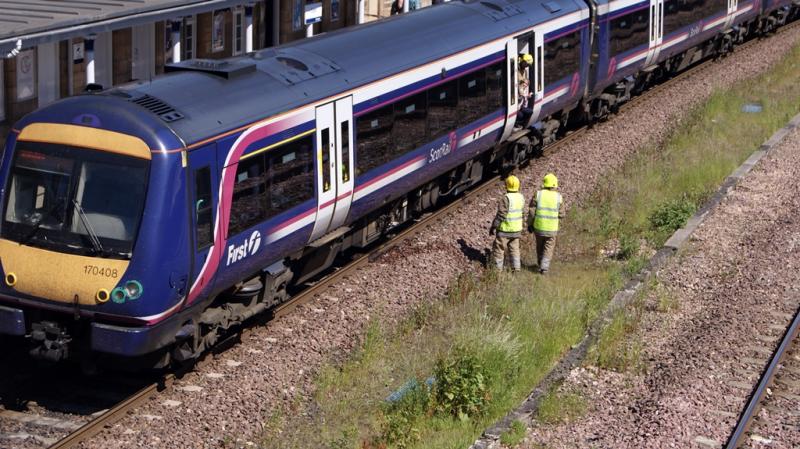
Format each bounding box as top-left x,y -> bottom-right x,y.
226,230 -> 262,265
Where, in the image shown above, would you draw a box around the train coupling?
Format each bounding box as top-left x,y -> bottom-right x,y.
29,321 -> 72,362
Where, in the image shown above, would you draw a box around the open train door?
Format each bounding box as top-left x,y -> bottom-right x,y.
499,39 -> 519,142
531,32 -> 545,123
645,0 -> 664,66
309,96 -> 355,242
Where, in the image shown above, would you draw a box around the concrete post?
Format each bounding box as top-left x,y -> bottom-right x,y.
85,36 -> 96,85
245,6 -> 254,52
170,20 -> 182,63
358,0 -> 366,24
403,0 -> 409,13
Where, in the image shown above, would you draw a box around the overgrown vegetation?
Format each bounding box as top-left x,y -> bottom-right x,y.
254,43 -> 800,449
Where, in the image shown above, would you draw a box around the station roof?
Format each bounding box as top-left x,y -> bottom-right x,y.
0,0 -> 247,54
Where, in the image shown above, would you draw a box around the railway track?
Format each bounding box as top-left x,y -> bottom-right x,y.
723,305 -> 800,449
0,21 -> 795,449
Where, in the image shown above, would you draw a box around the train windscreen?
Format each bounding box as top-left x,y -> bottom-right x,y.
1,142 -> 149,259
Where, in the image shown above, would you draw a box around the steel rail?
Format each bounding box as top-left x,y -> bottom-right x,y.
45,21 -> 799,449
724,305 -> 800,449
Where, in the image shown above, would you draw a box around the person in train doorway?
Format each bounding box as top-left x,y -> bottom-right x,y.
516,53 -> 534,127
489,175 -> 525,272
528,173 -> 565,274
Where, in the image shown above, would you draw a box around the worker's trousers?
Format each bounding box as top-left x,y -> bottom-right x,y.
535,233 -> 557,272
492,235 -> 521,271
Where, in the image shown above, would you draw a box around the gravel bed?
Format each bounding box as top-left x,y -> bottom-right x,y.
81,27 -> 800,449
518,124 -> 800,447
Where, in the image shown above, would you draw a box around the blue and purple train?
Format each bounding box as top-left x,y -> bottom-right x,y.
0,0 -> 796,366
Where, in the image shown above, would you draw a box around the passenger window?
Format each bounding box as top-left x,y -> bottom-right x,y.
340,121 -> 351,183
458,70 -> 487,126
355,104 -> 394,175
544,31 -> 581,85
229,155 -> 267,237
428,80 -> 458,140
194,166 -> 213,248
486,62 -> 504,113
266,136 -> 314,218
610,9 -> 649,56
321,128 -> 332,192
393,92 -> 428,153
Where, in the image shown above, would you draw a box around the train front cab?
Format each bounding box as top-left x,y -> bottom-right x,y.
0,117 -> 191,364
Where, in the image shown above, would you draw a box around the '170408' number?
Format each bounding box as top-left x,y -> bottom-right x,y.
84,265 -> 119,278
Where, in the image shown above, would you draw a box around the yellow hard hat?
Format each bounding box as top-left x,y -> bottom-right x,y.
519,53 -> 533,65
542,173 -> 558,189
505,175 -> 520,192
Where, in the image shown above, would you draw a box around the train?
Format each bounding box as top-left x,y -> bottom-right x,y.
0,0 -> 796,368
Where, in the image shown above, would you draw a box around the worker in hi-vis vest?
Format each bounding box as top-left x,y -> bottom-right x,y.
528,173 -> 565,274
490,175 -> 525,272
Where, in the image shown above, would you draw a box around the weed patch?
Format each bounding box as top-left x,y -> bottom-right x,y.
500,420 -> 528,447
536,389 -> 587,425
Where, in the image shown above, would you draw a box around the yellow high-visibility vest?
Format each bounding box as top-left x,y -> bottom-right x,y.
533,189 -> 562,234
498,192 -> 524,233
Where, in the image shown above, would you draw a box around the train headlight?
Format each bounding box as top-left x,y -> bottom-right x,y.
124,280 -> 143,300
111,287 -> 127,304
96,288 -> 110,303
4,272 -> 17,287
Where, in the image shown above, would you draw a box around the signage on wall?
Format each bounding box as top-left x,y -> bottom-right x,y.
304,2 -> 323,25
16,49 -> 35,101
72,41 -> 84,64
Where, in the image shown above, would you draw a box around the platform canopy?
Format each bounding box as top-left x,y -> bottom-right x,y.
0,0 -> 251,54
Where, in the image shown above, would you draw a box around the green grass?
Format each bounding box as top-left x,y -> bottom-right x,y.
500,420 -> 528,447
254,43 -> 800,449
536,389 -> 588,425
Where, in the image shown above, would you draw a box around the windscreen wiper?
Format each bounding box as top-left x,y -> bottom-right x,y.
71,199 -> 105,255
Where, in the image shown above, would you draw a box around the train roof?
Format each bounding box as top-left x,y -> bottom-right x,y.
104,0 -> 589,147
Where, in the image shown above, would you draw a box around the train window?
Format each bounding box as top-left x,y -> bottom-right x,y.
194,166 -> 213,248
457,69 -> 487,126
340,121 -> 351,183
230,155 -> 268,236
699,0 -> 727,21
356,104 -> 394,175
427,80 -> 458,140
544,30 -> 580,85
486,62 -> 504,113
265,135 -> 314,219
321,128 -> 332,192
510,59 -> 517,106
609,8 -> 650,56
393,92 -> 428,153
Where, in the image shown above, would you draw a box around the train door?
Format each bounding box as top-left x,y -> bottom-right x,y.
531,33 -> 545,123
330,97 -> 355,228
724,0 -> 739,28
187,144 -> 219,301
500,39 -> 519,142
309,97 -> 355,241
645,0 -> 664,66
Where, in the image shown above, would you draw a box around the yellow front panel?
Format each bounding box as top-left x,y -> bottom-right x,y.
0,239 -> 129,305
17,123 -> 152,160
